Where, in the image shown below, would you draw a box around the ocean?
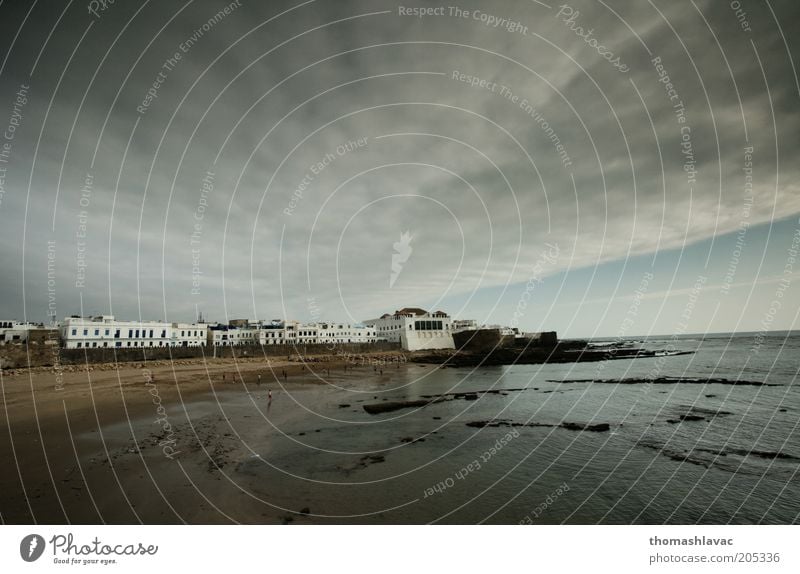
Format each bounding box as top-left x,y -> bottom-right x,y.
215,332 -> 799,524
77,332 -> 799,524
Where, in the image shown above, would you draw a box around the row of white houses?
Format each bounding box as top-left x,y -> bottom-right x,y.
3,308 -> 462,351
57,316 -> 382,349
59,316 -> 208,349
207,321 -> 378,347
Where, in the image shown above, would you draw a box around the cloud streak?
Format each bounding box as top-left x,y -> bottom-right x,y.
0,0 -> 797,335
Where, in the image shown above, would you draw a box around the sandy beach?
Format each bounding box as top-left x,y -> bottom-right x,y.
0,352 -> 407,524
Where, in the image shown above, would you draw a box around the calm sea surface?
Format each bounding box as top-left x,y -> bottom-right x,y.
180,332 -> 800,524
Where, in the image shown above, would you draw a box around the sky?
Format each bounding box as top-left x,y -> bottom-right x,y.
0,0 -> 798,338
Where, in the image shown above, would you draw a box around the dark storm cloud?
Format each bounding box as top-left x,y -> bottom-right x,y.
0,0 -> 797,327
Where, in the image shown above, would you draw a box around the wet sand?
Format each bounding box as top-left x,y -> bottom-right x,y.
0,353 -> 405,524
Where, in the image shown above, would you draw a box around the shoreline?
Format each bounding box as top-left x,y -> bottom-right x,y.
0,351 -> 410,523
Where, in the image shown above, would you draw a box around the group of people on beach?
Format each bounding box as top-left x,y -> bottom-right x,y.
210,357 -> 401,402
218,371 -> 272,402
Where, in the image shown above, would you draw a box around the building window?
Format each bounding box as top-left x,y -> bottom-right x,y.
135,329 -> 140,337
115,330 -> 120,338
105,329 -> 110,336
71,329 -> 77,335
94,329 -> 99,336
149,329 -> 153,338
83,329 -> 88,336
77,342 -> 82,348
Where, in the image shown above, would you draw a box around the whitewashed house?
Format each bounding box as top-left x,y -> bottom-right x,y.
0,320 -> 41,345
364,308 -> 454,351
60,316 -> 207,349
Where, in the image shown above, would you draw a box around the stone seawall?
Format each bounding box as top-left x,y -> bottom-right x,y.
453,329 -> 558,351
0,341 -> 401,369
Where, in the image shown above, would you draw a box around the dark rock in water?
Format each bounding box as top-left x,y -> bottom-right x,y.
433,416 -> 441,420
337,453 -> 388,475
638,440 -> 799,469
667,415 -> 706,423
779,408 -> 787,413
298,432 -> 306,436
705,394 -> 717,398
363,398 -> 440,414
338,404 -> 351,408
282,516 -> 294,525
736,449 -> 800,461
466,420 -> 610,432
560,422 -> 611,432
466,420 -> 510,428
667,406 -> 731,423
364,387 -> 551,415
400,437 -> 413,443
685,406 -> 732,416
549,377 -> 775,387
300,507 -> 310,515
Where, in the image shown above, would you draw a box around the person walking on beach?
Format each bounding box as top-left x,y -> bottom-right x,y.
268,390 -> 273,402
257,374 -> 262,386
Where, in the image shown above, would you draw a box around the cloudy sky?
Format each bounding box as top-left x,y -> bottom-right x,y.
0,0 -> 798,338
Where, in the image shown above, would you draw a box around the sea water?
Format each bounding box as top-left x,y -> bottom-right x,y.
196,333 -> 800,524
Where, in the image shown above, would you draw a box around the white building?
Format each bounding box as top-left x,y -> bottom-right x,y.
208,325 -> 252,346
0,320 -> 41,345
206,320 -> 376,346
451,319 -> 478,332
364,307 -> 454,351
312,322 -> 376,344
255,324 -> 287,345
60,316 -> 207,349
170,323 -> 208,347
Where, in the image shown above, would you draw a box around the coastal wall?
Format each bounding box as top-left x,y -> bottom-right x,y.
453,329 -> 515,351
521,331 -> 558,346
0,341 -> 402,369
